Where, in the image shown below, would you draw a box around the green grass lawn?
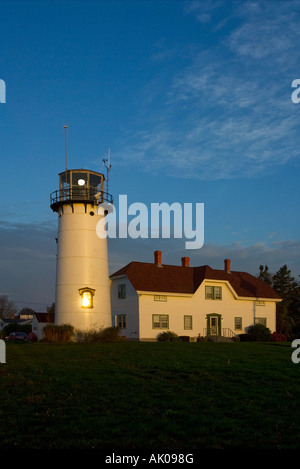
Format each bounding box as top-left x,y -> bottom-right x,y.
0,341 -> 299,450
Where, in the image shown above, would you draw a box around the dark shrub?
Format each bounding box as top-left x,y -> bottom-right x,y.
246,324 -> 272,342
157,331 -> 180,342
76,326 -> 123,343
43,324 -> 74,343
98,327 -> 123,343
239,333 -> 255,342
179,336 -> 190,342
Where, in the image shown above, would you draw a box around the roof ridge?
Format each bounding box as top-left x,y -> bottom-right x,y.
110,259 -> 281,299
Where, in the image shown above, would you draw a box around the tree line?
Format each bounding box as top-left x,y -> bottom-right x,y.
0,296 -> 54,321
258,264 -> 300,339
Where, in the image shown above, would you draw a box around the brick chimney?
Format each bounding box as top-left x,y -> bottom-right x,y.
154,250 -> 162,267
181,257 -> 190,267
224,258 -> 231,273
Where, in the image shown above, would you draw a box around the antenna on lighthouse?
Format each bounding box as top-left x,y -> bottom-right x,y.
64,124 -> 68,172
103,148 -> 111,195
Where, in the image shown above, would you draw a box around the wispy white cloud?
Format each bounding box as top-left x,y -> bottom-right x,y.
229,0 -> 300,65
108,235 -> 300,279
190,239 -> 300,277
184,0 -> 225,24
116,1 -> 300,181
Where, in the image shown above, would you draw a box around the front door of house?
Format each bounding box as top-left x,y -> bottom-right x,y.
210,316 -> 218,335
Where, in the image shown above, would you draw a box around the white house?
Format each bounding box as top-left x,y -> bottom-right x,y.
110,251 -> 281,341
31,312 -> 55,340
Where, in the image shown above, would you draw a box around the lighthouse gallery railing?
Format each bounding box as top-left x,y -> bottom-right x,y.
50,187 -> 113,208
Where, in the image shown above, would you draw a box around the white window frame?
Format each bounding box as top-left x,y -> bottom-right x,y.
154,295 -> 167,302
184,315 -> 193,330
234,317 -> 242,331
254,317 -> 267,327
117,314 -> 127,329
152,314 -> 169,329
205,286 -> 222,300
118,284 -> 126,299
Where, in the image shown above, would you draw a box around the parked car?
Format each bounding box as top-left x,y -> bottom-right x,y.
5,332 -> 30,342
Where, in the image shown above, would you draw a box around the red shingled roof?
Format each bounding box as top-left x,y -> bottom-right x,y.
35,312 -> 55,323
110,261 -> 281,300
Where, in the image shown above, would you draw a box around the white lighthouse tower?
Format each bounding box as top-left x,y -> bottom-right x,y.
50,168 -> 113,331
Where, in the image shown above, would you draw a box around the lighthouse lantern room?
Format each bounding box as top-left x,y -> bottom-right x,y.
50,168 -> 113,332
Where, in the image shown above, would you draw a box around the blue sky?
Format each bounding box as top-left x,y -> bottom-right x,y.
0,0 -> 300,312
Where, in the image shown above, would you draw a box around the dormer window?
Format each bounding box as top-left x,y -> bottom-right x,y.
205,286 -> 222,300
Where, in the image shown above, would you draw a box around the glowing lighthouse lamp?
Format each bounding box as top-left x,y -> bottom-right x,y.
79,287 -> 95,308
50,164 -> 113,332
